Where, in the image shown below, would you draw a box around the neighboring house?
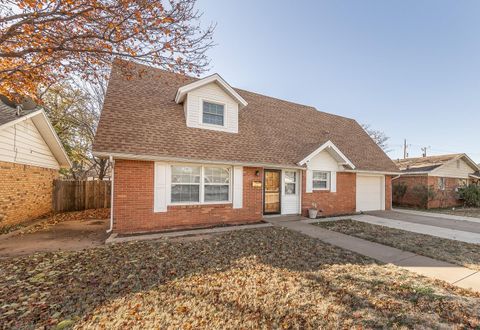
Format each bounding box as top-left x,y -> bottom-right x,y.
93,60 -> 398,234
472,166 -> 480,185
0,101 -> 71,229
393,154 -> 480,209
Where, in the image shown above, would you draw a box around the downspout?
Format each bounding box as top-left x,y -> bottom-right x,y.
391,174 -> 401,209
107,155 -> 115,233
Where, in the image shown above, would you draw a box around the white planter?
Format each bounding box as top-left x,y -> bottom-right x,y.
308,208 -> 318,219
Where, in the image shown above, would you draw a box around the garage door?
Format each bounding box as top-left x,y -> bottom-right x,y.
356,175 -> 385,212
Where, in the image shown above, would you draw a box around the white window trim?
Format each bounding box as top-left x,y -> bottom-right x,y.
284,170 -> 297,195
438,177 -> 446,191
169,164 -> 232,205
200,98 -> 227,128
312,170 -> 331,191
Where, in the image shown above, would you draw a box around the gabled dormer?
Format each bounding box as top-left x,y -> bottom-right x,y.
175,74 -> 247,133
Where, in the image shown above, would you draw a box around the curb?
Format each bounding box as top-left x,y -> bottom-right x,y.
105,222 -> 273,244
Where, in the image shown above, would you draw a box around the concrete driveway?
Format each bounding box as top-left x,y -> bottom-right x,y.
0,218 -> 109,258
367,210 -> 480,234
353,210 -> 480,244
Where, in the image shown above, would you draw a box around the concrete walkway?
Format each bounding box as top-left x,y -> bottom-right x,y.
266,217 -> 480,292
351,214 -> 480,244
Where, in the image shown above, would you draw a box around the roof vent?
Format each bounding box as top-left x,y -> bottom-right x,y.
0,94 -> 37,115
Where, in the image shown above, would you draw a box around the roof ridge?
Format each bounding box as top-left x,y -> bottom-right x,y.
396,153 -> 463,162
112,59 -> 357,122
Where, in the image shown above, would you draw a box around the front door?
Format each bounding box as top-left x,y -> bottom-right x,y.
264,169 -> 281,214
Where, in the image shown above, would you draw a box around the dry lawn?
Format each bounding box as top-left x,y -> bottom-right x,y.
317,220 -> 480,272
1,227 -> 480,329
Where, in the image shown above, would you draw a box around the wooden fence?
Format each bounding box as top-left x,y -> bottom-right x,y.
53,180 -> 111,212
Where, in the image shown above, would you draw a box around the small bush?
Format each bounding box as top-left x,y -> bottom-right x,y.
411,185 -> 436,208
393,183 -> 408,202
458,185 -> 480,207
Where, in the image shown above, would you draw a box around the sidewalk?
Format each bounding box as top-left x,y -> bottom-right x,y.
266,218 -> 480,292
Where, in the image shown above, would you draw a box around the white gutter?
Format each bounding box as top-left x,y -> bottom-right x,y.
107,155 -> 115,233
93,151 -> 305,170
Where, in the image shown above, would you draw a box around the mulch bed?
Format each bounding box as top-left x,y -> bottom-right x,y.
317,219 -> 480,272
1,227 -> 479,329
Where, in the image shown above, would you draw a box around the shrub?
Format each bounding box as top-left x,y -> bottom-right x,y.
393,182 -> 408,202
411,185 -> 436,208
458,185 -> 480,207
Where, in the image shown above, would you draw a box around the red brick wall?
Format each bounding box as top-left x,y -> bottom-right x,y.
385,175 -> 392,210
113,160 -> 263,233
393,175 -> 463,209
0,161 -> 58,228
301,171 -> 357,217
392,175 -> 428,208
427,176 -> 463,209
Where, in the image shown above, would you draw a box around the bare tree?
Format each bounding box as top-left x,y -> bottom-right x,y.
41,79 -> 109,180
362,124 -> 392,153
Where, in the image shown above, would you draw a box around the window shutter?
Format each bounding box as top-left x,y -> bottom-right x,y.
306,169 -> 313,193
233,166 -> 243,208
330,171 -> 337,192
154,163 -> 167,212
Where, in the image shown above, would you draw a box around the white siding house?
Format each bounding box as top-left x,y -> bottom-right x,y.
0,118 -> 60,169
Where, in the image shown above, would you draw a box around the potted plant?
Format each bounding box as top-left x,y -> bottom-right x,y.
308,201 -> 319,219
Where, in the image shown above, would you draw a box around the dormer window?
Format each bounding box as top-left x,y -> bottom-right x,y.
202,101 -> 224,126
175,73 -> 248,134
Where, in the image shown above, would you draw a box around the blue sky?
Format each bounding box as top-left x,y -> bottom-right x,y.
196,0 -> 480,163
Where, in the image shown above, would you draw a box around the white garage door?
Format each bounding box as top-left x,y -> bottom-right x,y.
356,175 -> 385,212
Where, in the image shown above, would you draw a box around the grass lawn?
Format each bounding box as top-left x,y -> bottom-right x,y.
1,227 -> 480,329
316,220 -> 480,272
427,207 -> 480,219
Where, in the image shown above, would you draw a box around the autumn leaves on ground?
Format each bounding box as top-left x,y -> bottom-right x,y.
1,228 -> 479,329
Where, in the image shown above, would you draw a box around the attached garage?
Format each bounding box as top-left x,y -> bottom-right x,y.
356,174 -> 385,212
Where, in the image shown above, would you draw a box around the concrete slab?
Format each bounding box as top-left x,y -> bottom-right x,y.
453,272 -> 480,291
266,218 -> 480,292
351,214 -> 480,244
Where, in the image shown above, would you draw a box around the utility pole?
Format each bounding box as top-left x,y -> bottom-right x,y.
403,139 -> 408,159
421,146 -> 430,157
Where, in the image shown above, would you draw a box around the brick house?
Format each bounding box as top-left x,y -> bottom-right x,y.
393,154 -> 480,209
93,60 -> 399,234
0,101 -> 71,229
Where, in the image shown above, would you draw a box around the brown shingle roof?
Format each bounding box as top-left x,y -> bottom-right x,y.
93,60 -> 398,172
394,154 -> 463,172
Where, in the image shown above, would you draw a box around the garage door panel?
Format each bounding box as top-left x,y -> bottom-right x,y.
356,175 -> 385,212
